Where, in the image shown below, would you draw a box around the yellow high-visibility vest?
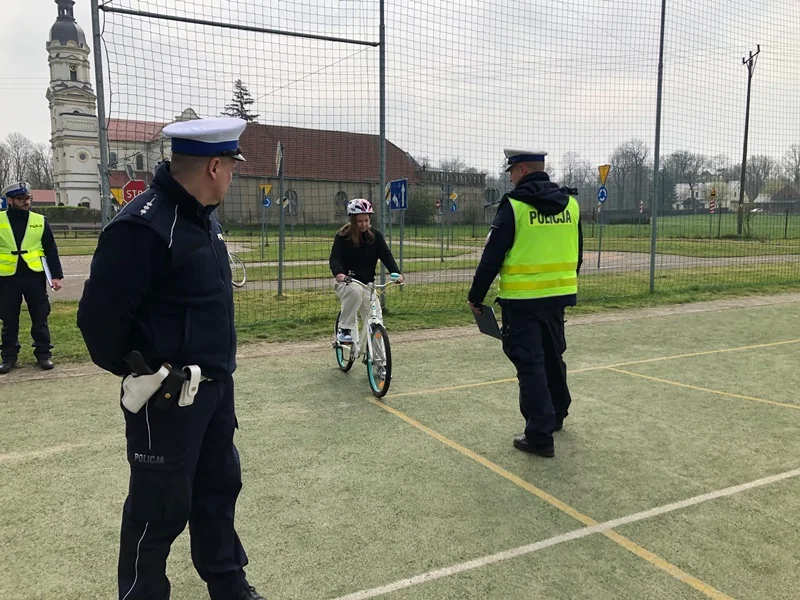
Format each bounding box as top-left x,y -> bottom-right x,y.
497,196 -> 580,300
0,211 -> 45,276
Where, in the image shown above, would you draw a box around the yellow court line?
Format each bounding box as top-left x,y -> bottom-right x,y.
387,338 -> 800,400
367,397 -> 734,599
606,368 -> 800,411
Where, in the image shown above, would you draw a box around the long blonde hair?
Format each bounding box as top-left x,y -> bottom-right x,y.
338,215 -> 375,247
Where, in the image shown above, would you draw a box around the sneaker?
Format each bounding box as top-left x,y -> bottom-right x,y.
337,329 -> 353,343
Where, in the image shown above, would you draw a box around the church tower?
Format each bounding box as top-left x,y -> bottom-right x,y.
46,0 -> 101,208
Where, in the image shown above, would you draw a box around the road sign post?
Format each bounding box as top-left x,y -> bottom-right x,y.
259,184 -> 273,258
277,142 -> 285,296
596,185 -> 608,269
709,187 -> 717,239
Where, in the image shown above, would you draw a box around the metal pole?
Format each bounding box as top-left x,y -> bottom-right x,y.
737,46 -> 760,236
649,0 -> 667,293
378,0 -> 387,290
91,0 -> 112,227
440,173 -> 446,262
596,204 -> 604,269
278,143 -> 285,296
260,202 -> 265,260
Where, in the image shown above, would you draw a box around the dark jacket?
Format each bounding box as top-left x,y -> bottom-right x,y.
5,207 -> 64,279
329,228 -> 400,284
467,172 -> 583,308
77,162 -> 236,379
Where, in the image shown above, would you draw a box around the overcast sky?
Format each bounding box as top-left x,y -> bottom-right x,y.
3,0 -> 799,175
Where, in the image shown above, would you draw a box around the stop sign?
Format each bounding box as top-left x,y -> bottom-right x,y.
122,179 -> 147,203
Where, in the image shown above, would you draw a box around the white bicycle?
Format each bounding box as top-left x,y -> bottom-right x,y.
333,274 -> 402,398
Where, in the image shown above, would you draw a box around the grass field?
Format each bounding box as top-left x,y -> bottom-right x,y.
2,296 -> 800,599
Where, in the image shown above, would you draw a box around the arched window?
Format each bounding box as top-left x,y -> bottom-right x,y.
285,189 -> 299,216
109,152 -> 118,167
334,190 -> 348,217
135,154 -> 144,171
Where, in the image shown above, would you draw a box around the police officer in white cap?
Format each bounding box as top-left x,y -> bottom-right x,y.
0,181 -> 63,373
78,117 -> 266,600
468,150 -> 583,458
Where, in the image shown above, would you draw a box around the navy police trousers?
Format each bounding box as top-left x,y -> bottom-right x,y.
500,303 -> 572,447
118,376 -> 249,600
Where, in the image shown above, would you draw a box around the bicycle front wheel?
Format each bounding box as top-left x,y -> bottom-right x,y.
334,311 -> 355,372
229,253 -> 247,288
367,323 -> 392,398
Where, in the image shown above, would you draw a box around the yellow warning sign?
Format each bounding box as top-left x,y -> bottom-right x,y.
111,187 -> 123,205
710,187 -> 717,197
259,184 -> 273,196
598,164 -> 611,185
449,191 -> 458,201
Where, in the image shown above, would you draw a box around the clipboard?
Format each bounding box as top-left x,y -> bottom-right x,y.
473,304 -> 503,340
41,257 -> 54,289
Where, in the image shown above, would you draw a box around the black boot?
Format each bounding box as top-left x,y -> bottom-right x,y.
37,357 -> 54,370
513,434 -> 554,458
0,358 -> 16,374
235,586 -> 266,600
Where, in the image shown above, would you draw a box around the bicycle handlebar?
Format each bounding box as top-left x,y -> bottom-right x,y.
344,276 -> 403,290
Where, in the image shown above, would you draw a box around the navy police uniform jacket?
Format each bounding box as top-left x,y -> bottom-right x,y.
77,163 -> 236,380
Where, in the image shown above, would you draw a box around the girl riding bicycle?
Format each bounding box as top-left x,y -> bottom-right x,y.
329,199 -> 404,343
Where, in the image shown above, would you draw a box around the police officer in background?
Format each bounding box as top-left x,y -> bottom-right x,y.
468,150 -> 582,458
77,117 -> 266,600
0,182 -> 63,373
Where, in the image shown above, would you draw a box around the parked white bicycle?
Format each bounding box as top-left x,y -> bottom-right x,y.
333,273 -> 403,398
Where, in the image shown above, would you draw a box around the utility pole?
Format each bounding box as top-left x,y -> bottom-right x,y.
737,45 -> 760,236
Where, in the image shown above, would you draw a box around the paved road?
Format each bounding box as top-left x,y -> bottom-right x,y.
50,251 -> 799,302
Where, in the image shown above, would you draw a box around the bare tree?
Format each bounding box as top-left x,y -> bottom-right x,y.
744,154 -> 779,202
6,133 -> 33,182
783,145 -> 800,186
439,157 -> 467,173
560,152 -> 594,187
622,139 -> 650,210
0,142 -> 10,189
666,151 -> 709,212
609,146 -> 631,208
25,144 -> 54,190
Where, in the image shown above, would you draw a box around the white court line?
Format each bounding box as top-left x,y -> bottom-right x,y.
330,466 -> 800,600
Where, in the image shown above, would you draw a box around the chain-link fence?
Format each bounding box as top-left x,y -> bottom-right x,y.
91,0 -> 800,325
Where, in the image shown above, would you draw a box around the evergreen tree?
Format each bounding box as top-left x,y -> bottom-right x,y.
221,79 -> 260,122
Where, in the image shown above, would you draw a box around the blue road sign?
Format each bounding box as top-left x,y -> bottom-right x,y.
450,200 -> 458,212
389,178 -> 408,211
597,186 -> 608,204
263,197 -> 271,208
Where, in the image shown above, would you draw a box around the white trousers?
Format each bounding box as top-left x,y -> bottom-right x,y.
334,282 -> 383,335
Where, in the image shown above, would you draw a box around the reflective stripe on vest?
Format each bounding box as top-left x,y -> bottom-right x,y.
0,211 -> 45,276
497,196 -> 580,300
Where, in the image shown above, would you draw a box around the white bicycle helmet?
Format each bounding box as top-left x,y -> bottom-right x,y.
347,198 -> 373,215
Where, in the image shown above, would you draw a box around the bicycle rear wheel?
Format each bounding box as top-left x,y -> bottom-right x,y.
334,312 -> 355,372
367,323 -> 391,398
229,253 -> 247,288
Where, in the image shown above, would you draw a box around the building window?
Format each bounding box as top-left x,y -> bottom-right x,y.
69,64 -> 78,82
334,191 -> 348,217
285,189 -> 299,216
77,151 -> 88,162
135,154 -> 144,171
109,152 -> 117,167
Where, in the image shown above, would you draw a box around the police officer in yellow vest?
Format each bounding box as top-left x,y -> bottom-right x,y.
0,182 -> 63,373
468,150 -> 582,457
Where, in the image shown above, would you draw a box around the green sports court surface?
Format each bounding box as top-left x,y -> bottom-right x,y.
2,296 -> 799,599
